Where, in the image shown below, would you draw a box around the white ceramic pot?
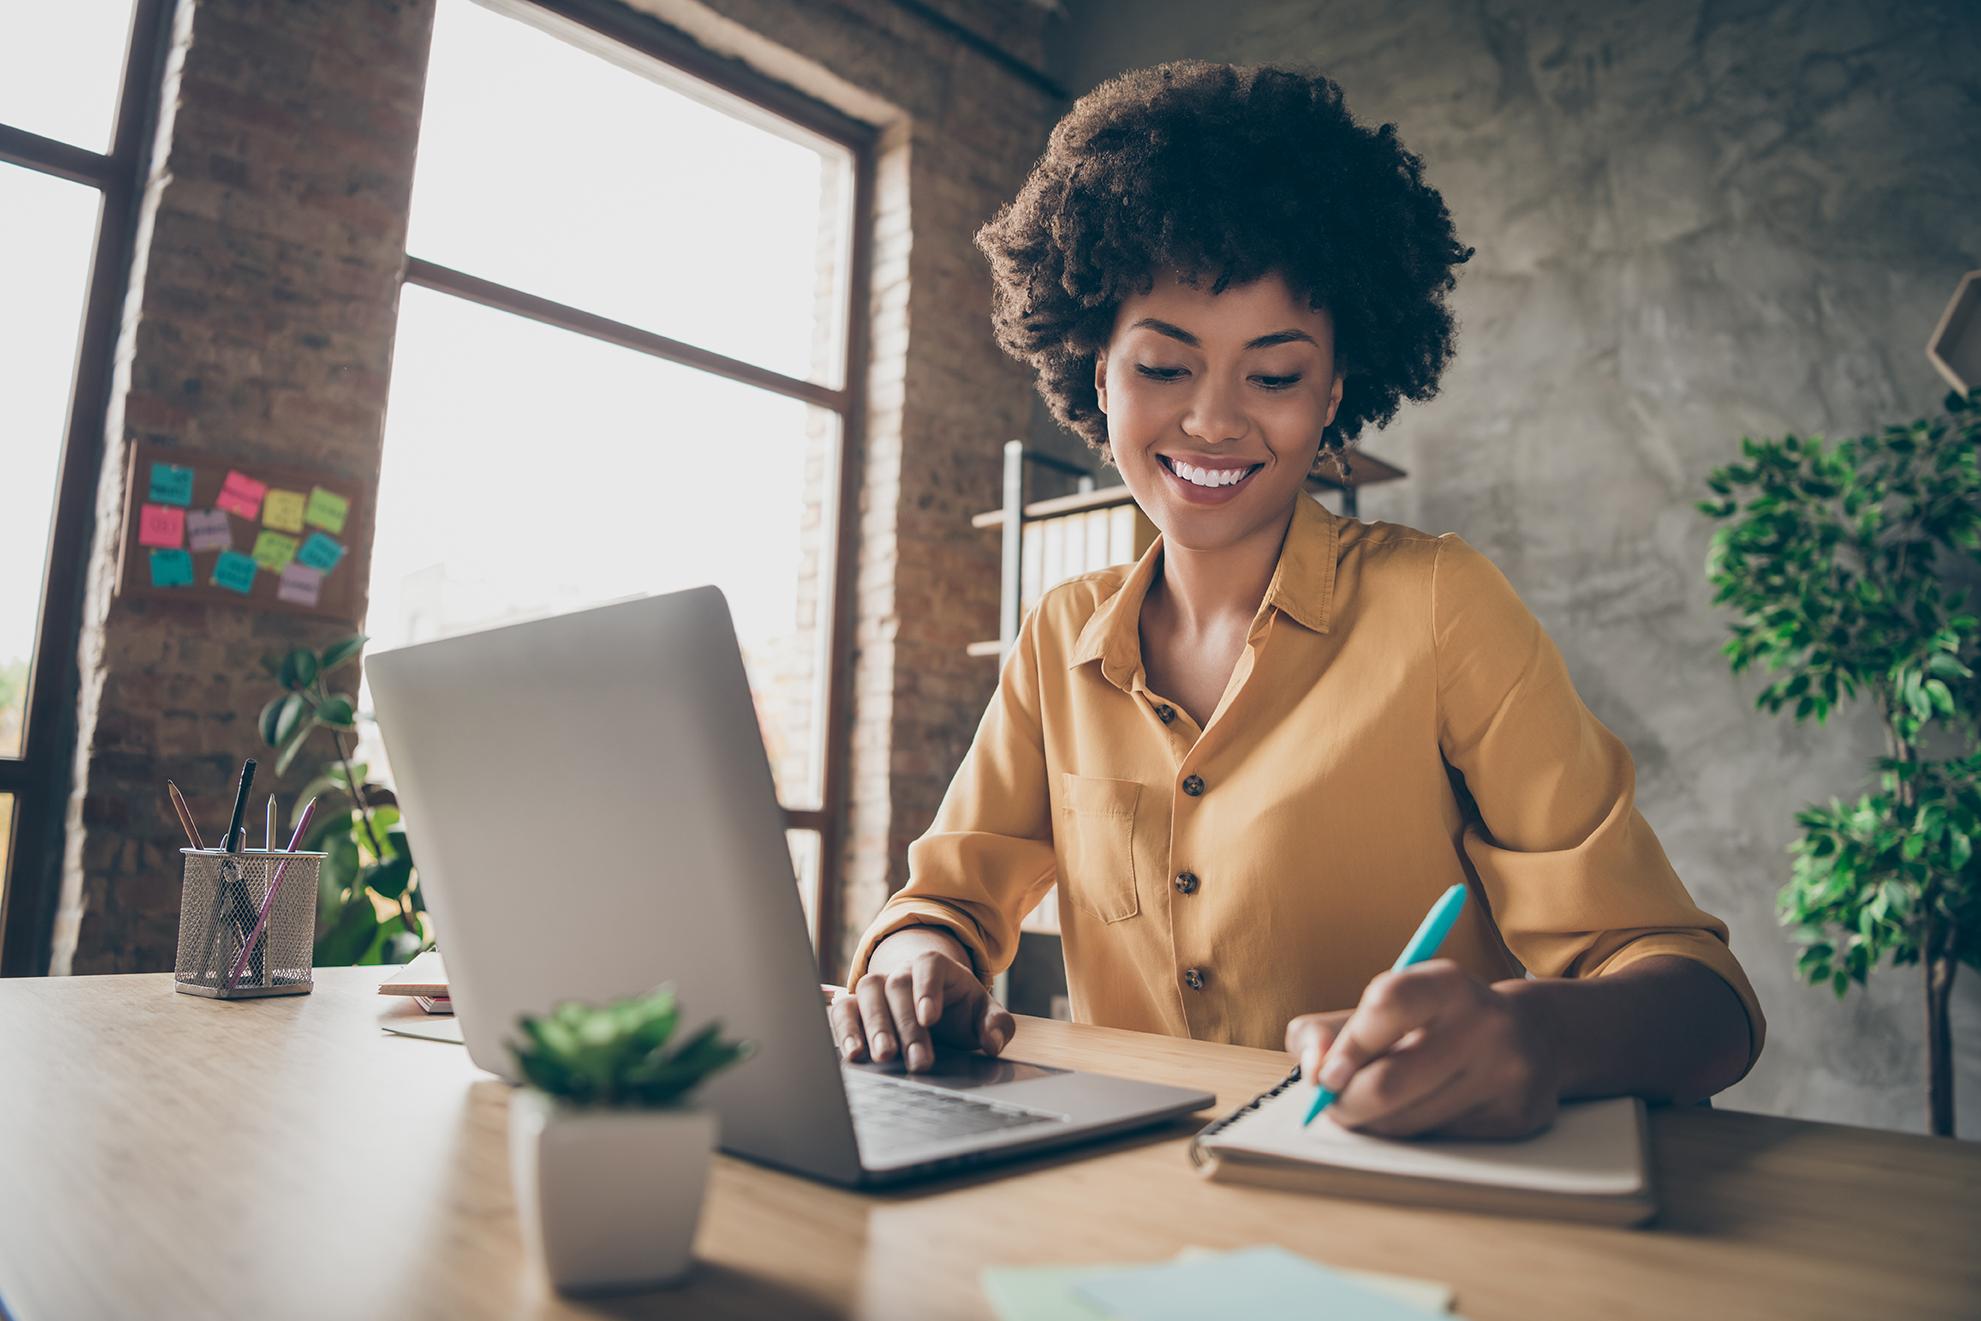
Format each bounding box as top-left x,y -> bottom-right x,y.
508,1088 -> 718,1293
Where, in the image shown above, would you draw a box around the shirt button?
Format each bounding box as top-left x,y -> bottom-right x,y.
1181,774 -> 1205,796
1183,967 -> 1206,991
1174,871 -> 1199,895
1156,704 -> 1176,724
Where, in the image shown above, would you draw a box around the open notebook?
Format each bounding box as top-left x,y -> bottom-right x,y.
1190,1067 -> 1656,1226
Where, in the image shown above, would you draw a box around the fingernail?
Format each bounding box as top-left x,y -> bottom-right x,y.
843,1035 -> 860,1058
1301,1052 -> 1318,1082
872,1031 -> 892,1058
1319,1056 -> 1352,1091
917,996 -> 934,1025
907,1042 -> 929,1071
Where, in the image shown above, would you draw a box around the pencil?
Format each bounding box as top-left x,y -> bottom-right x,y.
165,780 -> 205,851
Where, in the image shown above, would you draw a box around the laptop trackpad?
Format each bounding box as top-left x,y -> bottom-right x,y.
844,1051 -> 1068,1091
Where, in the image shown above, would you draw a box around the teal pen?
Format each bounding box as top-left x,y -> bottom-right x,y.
1302,882 -> 1471,1127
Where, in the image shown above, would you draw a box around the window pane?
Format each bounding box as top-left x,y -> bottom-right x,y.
0,1 -> 136,153
354,284 -> 835,808
0,164 -> 104,759
407,0 -> 854,389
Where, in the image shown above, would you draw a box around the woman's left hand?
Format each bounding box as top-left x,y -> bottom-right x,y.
1282,959 -> 1561,1139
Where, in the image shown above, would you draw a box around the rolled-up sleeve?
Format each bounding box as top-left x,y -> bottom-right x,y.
1433,535 -> 1766,1074
843,601 -> 1058,991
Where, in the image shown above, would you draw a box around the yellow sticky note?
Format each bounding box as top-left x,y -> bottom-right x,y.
305,486 -> 350,535
252,530 -> 299,572
263,488 -> 306,533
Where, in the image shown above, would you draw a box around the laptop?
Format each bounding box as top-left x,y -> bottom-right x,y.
365,586 -> 1215,1186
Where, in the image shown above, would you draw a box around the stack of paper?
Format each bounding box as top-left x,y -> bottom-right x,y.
981,1245 -> 1457,1320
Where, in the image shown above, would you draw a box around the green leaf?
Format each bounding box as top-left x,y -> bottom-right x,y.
320,635 -> 367,675
364,855 -> 414,900
313,896 -> 379,966
315,695 -> 357,729
258,692 -> 308,749
274,719 -> 316,778
278,648 -> 319,692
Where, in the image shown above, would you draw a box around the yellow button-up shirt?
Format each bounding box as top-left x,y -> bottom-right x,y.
847,493 -> 1765,1070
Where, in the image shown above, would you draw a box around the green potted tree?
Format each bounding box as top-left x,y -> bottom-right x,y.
1699,387 -> 1981,1136
507,984 -> 752,1293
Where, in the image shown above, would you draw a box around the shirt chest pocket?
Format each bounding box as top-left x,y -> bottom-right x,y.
1056,773 -> 1142,923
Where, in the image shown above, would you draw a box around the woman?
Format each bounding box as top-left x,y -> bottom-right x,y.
832,60 -> 1763,1138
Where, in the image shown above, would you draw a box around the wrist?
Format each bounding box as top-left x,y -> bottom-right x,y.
867,923 -> 973,980
1493,976 -> 1571,1101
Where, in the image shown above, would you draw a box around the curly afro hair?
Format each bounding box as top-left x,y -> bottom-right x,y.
975,60 -> 1475,474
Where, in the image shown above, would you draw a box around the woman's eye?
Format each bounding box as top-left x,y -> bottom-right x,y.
1255,375 -> 1302,391
1132,365 -> 1302,391
1134,365 -> 1186,381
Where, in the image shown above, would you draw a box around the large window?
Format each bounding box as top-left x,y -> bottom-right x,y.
0,1 -> 166,973
359,0 -> 870,950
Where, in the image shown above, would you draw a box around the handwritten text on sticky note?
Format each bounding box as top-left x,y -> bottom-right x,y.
211,550 -> 257,595
138,503 -> 186,549
215,470 -> 268,521
187,509 -> 232,552
304,486 -> 350,535
262,488 -> 307,533
277,563 -> 323,607
252,530 -> 300,572
148,462 -> 195,507
297,532 -> 345,573
149,548 -> 194,588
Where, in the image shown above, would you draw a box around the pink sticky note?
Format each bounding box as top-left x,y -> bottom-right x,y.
215,469 -> 267,520
138,503 -> 185,549
277,563 -> 323,607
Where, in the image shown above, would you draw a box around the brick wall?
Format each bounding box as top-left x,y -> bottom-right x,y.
55,0 -> 434,973
54,0 -> 1066,976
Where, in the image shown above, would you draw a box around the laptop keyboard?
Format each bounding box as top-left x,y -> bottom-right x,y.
843,1069 -> 1063,1149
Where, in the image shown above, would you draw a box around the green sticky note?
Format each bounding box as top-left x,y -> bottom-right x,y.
981,1265 -> 1123,1321
252,530 -> 300,572
297,531 -> 345,573
148,548 -> 194,588
211,549 -> 257,595
148,462 -> 194,507
304,486 -> 350,535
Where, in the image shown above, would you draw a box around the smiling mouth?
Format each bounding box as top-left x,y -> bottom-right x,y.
1156,457 -> 1259,493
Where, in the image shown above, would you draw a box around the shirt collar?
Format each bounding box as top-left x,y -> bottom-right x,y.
1068,493 -> 1340,686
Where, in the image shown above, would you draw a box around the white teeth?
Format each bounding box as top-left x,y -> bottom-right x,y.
1172,459 -> 1253,488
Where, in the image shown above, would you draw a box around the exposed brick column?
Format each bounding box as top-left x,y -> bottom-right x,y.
54,0 -> 435,972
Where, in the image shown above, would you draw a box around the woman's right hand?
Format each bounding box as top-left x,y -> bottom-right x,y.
833,931 -> 1014,1072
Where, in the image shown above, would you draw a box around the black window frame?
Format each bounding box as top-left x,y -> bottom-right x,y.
1,0 -> 176,976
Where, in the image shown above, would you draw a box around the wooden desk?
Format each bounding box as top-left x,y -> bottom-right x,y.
2,968 -> 1976,1320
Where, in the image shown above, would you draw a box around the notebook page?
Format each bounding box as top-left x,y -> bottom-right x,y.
1206,1086 -> 1645,1197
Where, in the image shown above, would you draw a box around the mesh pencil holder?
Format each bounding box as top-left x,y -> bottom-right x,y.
174,847 -> 324,999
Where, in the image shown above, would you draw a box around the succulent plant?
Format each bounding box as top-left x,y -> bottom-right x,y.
510,983 -> 752,1108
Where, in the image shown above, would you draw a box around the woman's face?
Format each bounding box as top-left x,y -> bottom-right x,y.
1094,268 -> 1343,551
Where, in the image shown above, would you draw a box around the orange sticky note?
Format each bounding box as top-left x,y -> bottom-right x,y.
138,503 -> 185,549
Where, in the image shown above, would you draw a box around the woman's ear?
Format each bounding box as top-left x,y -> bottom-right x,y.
1093,350 -> 1108,415
1324,371 -> 1343,428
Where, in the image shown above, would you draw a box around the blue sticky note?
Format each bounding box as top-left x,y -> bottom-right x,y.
211,549 -> 257,595
148,461 -> 195,507
148,548 -> 194,588
1072,1247 -> 1436,1321
296,531 -> 345,573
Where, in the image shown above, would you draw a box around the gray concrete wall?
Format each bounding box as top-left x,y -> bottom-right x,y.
1045,0 -> 1981,1135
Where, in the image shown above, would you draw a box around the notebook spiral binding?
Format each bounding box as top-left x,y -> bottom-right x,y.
1187,1064 -> 1304,1170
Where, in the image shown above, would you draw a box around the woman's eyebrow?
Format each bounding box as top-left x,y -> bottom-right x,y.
1129,317 -> 1317,350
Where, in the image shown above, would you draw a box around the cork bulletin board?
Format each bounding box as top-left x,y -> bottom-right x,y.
114,439 -> 369,620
